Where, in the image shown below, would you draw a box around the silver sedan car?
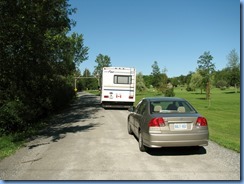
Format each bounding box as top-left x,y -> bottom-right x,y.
127,97 -> 209,152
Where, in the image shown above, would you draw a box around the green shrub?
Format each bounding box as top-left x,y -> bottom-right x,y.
50,78 -> 75,110
0,100 -> 25,134
186,86 -> 193,91
0,77 -> 75,135
164,88 -> 175,97
216,80 -> 228,89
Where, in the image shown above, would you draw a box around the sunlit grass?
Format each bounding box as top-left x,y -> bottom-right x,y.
0,135 -> 23,159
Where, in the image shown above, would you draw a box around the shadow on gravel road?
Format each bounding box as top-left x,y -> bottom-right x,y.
28,93 -> 102,149
146,146 -> 207,156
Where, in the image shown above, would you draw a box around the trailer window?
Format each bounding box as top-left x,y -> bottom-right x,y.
114,75 -> 132,84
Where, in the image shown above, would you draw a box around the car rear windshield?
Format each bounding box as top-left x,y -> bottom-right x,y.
150,100 -> 197,114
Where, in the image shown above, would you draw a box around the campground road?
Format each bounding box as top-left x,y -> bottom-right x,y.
0,92 -> 240,180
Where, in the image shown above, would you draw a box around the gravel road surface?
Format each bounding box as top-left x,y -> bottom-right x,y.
0,92 -> 240,180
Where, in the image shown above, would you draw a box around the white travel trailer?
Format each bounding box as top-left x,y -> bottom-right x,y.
100,67 -> 136,108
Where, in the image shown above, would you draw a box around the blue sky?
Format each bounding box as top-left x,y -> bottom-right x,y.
68,0 -> 240,77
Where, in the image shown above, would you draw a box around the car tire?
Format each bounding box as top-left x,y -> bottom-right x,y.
128,120 -> 133,135
139,131 -> 147,152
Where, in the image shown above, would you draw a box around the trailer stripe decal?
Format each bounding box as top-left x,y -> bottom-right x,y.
103,89 -> 134,92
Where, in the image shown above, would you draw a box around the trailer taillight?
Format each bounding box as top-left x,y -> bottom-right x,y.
104,95 -> 109,98
129,96 -> 134,99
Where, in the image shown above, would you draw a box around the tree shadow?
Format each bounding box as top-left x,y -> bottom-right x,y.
191,92 -> 205,95
188,92 -> 206,100
105,108 -> 129,111
28,142 -> 50,149
146,146 -> 207,156
224,91 -> 240,94
28,93 -> 102,148
196,98 -> 207,100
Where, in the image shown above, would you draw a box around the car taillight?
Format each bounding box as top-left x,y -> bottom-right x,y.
196,117 -> 208,126
149,117 -> 165,127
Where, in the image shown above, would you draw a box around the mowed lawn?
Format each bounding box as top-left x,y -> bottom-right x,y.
135,87 -> 240,152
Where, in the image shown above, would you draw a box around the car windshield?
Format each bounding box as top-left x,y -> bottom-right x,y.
150,100 -> 197,114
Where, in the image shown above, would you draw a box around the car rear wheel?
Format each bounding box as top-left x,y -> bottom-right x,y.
139,131 -> 147,152
127,120 -> 133,135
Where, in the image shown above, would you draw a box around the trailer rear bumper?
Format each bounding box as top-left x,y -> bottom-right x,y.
101,101 -> 134,109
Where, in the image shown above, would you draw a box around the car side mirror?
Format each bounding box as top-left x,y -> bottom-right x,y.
128,106 -> 135,112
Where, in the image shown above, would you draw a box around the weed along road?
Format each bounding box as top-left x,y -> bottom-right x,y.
0,92 -> 240,180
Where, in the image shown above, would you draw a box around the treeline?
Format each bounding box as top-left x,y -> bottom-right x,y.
136,50 -> 240,98
0,0 -> 88,134
80,50 -> 240,98
169,49 -> 240,92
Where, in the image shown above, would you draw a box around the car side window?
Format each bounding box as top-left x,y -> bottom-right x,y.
137,100 -> 147,115
135,100 -> 142,113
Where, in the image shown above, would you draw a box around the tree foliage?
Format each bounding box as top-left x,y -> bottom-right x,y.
0,0 -> 88,134
136,72 -> 147,92
197,51 -> 215,100
93,54 -> 111,87
151,61 -> 162,88
76,69 -> 98,91
164,88 -> 175,97
189,71 -> 203,92
212,49 -> 240,91
143,75 -> 153,88
227,49 -> 240,69
150,61 -> 169,94
216,80 -> 228,90
226,49 -> 240,90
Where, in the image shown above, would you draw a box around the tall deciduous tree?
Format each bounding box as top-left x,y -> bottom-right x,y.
151,61 -> 161,88
197,51 -> 215,100
226,49 -> 240,92
0,0 -> 89,133
151,61 -> 168,94
93,54 -> 111,87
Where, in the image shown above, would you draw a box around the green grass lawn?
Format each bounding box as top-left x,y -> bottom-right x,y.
136,87 -> 240,152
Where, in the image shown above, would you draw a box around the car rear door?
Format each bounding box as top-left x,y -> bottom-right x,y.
133,100 -> 147,137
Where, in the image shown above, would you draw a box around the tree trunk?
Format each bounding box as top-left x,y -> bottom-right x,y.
206,81 -> 210,100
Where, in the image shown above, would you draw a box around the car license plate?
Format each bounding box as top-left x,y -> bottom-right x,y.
174,123 -> 187,130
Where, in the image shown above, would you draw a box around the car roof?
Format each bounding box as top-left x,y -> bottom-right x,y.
143,97 -> 186,102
